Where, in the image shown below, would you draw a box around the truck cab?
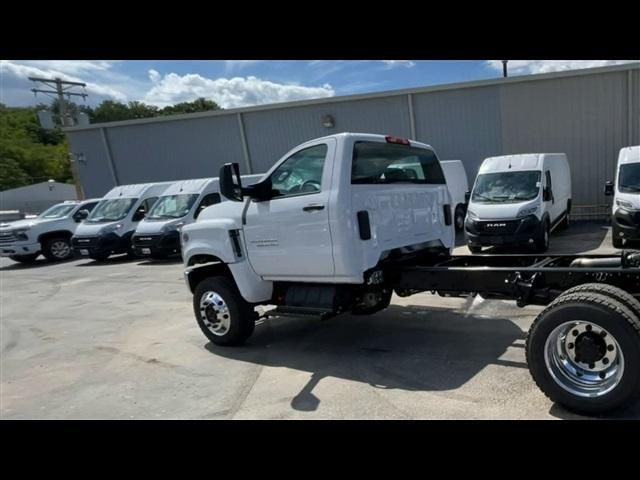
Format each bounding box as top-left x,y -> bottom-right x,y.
605,146 -> 640,248
0,199 -> 100,263
132,175 -> 263,259
464,153 -> 572,253
182,132 -> 453,342
71,182 -> 173,261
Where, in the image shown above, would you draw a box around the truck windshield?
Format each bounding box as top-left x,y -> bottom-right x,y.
472,170 -> 541,203
351,142 -> 445,184
619,164 -> 640,193
38,203 -> 76,219
147,194 -> 199,219
86,198 -> 137,222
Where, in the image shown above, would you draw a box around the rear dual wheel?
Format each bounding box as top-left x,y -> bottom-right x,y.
526,285 -> 640,414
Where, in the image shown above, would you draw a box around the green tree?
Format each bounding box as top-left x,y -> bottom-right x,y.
160,97 -> 221,116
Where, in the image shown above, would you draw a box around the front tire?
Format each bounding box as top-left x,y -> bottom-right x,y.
193,276 -> 256,346
534,221 -> 550,252
454,205 -> 466,232
42,237 -> 74,261
612,226 -> 624,249
526,291 -> 640,414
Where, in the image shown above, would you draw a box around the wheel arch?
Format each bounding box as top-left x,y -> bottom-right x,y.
38,230 -> 73,244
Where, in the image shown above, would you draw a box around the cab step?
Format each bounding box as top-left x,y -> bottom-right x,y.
266,306 -> 336,320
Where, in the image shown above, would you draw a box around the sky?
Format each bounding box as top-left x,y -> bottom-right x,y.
1,60 -> 637,109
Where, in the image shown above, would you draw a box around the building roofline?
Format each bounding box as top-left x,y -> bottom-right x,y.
63,62 -> 640,132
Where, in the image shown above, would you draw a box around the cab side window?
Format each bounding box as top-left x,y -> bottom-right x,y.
194,193 -> 221,219
269,144 -> 328,198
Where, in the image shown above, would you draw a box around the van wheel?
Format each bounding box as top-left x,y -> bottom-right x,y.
526,291 -> 640,414
42,237 -> 73,261
535,222 -> 550,252
559,212 -> 570,230
9,254 -> 39,263
454,205 -> 466,232
612,226 -> 624,249
193,276 -> 256,346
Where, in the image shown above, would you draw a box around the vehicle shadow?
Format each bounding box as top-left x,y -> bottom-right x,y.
548,401 -> 640,420
205,304 -> 528,413
74,254 -> 142,267
136,257 -> 183,266
0,257 -> 77,271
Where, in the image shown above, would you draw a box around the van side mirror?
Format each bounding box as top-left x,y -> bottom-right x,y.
604,181 -> 614,196
464,191 -> 471,204
74,209 -> 89,222
220,163 -> 245,202
132,208 -> 146,222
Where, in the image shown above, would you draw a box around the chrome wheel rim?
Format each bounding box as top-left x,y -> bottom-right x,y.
199,291 -> 231,336
51,240 -> 71,259
544,321 -> 624,397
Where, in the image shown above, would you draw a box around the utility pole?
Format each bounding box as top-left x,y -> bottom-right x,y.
502,60 -> 509,78
28,76 -> 88,126
29,77 -> 88,199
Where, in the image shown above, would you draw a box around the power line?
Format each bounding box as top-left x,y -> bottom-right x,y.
28,76 -> 88,127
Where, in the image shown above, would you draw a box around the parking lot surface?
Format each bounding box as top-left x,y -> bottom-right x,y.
2,221 -> 639,419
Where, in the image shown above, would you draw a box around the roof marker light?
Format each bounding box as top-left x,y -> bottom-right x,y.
385,136 -> 410,146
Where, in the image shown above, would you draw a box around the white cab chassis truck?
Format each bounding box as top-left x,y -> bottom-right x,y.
0,199 -> 100,263
605,146 -> 640,248
182,133 -> 640,415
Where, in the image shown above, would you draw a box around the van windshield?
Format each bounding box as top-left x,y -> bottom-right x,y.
472,170 -> 541,203
619,164 -> 640,194
147,194 -> 199,219
38,203 -> 76,219
86,198 -> 137,222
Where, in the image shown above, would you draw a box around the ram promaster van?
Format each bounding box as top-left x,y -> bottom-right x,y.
465,153 -> 571,253
71,182 -> 173,261
132,175 -> 263,259
0,199 -> 100,263
440,160 -> 469,231
605,146 -> 640,248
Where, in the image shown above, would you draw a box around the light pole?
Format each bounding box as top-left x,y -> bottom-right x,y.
502,60 -> 509,78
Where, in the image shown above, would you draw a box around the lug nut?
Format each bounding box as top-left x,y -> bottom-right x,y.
568,343 -> 574,349
602,358 -> 609,365
585,324 -> 592,332
572,330 -> 579,336
607,345 -> 615,352
600,331 -> 607,337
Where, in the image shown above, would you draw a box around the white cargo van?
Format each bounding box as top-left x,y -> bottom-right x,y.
0,199 -> 100,263
440,160 -> 469,231
464,153 -> 572,253
132,174 -> 263,259
71,182 -> 173,261
605,145 -> 640,248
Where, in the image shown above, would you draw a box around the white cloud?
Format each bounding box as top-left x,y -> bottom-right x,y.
382,60 -> 415,69
1,60 -> 128,102
485,60 -> 638,75
148,69 -> 160,83
143,72 -> 335,108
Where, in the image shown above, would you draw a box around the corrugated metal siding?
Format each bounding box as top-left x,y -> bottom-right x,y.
633,69 -> 640,145
105,115 -> 246,186
243,96 -> 411,173
66,129 -> 116,198
500,71 -> 628,208
412,85 -> 502,180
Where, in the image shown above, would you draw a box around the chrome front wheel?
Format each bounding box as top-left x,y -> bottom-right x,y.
199,291 -> 232,336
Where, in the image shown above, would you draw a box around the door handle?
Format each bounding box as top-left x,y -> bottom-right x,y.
303,203 -> 325,212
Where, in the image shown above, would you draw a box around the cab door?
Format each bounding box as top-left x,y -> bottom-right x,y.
243,139 -> 336,279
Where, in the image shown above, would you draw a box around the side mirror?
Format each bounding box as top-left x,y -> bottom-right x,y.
604,181 -> 614,196
464,190 -> 471,204
74,209 -> 89,222
220,163 -> 244,202
132,209 -> 146,221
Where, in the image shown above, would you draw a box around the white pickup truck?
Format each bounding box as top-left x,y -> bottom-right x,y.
182,132 -> 640,415
0,199 -> 100,263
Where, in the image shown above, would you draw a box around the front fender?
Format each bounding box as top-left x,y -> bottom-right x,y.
182,218 -> 240,265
